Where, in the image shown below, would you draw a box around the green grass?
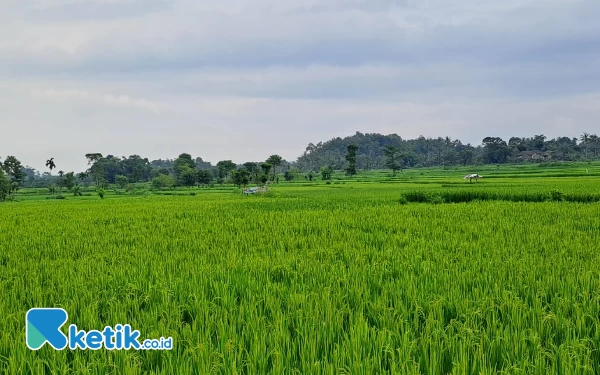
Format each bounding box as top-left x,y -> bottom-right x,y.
1,163 -> 600,374
401,188 -> 600,204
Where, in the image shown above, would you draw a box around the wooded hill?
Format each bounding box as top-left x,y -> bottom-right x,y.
295,132 -> 598,171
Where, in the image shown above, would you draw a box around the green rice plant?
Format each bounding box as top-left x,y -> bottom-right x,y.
403,188 -> 600,205
1,173 -> 600,374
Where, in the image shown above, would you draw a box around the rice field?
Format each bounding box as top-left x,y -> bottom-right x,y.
1,172 -> 599,374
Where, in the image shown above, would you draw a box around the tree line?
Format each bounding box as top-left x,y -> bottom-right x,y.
2,131 -> 599,201
0,153 -> 293,201
296,132 -> 600,172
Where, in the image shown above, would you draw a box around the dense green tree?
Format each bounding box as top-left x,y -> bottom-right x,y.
150,159 -> 174,170
194,157 -> 213,170
284,168 -> 299,181
20,166 -> 39,187
85,153 -> 106,187
243,162 -> 258,171
2,156 -> 25,197
63,172 -> 76,192
589,134 -> 599,159
174,153 -> 196,182
458,149 -> 475,166
232,168 -> 250,188
260,163 -> 272,179
508,137 -> 527,152
580,133 -> 590,160
2,156 -> 24,183
115,175 -> 129,189
97,188 -> 106,199
531,135 -> 547,151
243,162 -> 260,183
121,155 -> 152,182
196,170 -> 212,186
152,174 -> 175,190
320,166 -> 333,180
345,145 -> 358,176
156,168 -> 170,176
547,137 -> 574,161
81,154 -> 153,185
102,155 -> 125,183
179,166 -> 198,187
383,145 -> 402,176
216,160 -> 237,181
0,169 -> 10,202
85,153 -> 103,165
482,137 -> 511,164
266,155 -> 283,180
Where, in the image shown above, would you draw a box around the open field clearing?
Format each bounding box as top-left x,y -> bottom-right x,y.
1,174 -> 600,374
5,0 -> 600,371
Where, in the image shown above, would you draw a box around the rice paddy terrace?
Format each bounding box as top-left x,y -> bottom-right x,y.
1,163 -> 599,374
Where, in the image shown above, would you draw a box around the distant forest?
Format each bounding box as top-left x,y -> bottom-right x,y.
295,132 -> 600,171
1,132 -> 599,199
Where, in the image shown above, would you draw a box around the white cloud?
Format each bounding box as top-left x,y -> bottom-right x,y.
0,0 -> 599,171
19,85 -> 165,113
102,94 -> 162,112
31,88 -> 91,100
3,0 -> 598,74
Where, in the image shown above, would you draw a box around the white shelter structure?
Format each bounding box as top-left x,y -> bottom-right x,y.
243,186 -> 268,195
463,174 -> 483,183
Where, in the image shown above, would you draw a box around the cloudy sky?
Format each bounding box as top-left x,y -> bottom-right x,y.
1,0 -> 599,172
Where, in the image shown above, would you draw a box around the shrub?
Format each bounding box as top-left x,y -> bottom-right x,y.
430,194 -> 444,204
402,189 -> 600,204
72,186 -> 83,196
152,174 -> 175,190
0,171 -> 9,202
549,190 -> 565,202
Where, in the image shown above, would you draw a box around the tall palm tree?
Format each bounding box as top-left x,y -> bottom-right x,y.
589,134 -> 599,159
580,133 -> 590,160
56,170 -> 65,193
45,158 -> 56,175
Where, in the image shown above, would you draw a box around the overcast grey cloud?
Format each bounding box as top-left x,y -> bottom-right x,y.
1,0 -> 599,171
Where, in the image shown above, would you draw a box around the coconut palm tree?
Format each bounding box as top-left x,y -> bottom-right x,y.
580,133 -> 590,160
589,134 -> 599,159
45,158 -> 56,175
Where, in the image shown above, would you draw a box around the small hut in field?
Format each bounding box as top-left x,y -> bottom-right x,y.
463,174 -> 482,183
